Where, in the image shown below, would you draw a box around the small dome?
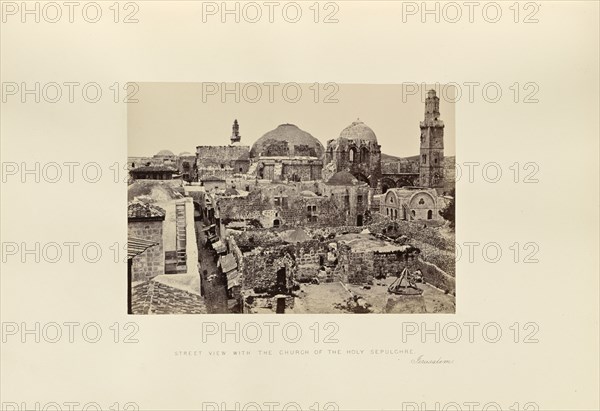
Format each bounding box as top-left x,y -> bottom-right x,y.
178,151 -> 193,157
327,171 -> 360,186
156,149 -> 175,157
339,120 -> 377,143
250,124 -> 324,158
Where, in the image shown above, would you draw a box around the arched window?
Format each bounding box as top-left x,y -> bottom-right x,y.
360,147 -> 369,163
427,210 -> 433,220
422,154 -> 427,164
349,147 -> 357,163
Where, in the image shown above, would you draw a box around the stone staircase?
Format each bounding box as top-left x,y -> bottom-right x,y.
165,203 -> 187,274
175,204 -> 187,267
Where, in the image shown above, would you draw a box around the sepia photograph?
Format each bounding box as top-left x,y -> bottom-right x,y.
127,83 -> 456,314
3,1 -> 599,409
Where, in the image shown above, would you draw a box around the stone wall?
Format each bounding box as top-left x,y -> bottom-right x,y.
128,220 -> 164,281
373,251 -> 413,278
344,249 -> 415,284
196,145 -> 250,176
414,259 -> 455,295
229,234 -> 333,291
240,246 -> 297,293
197,145 -> 250,164
346,251 -> 375,284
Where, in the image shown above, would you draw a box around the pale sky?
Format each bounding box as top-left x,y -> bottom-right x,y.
128,83 -> 455,158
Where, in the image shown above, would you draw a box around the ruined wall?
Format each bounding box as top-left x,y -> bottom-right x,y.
241,247 -> 297,293
230,233 -> 338,291
343,249 -> 416,285
346,251 -> 375,284
128,220 -> 164,281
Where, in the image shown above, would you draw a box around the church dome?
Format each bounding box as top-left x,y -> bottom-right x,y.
326,171 -> 360,186
156,149 -> 175,157
339,120 -> 377,143
250,124 -> 324,158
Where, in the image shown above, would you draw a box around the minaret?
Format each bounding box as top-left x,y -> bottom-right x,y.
230,119 -> 241,144
419,90 -> 444,188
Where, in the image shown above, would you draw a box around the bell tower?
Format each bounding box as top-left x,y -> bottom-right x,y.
230,119 -> 241,144
419,90 -> 444,187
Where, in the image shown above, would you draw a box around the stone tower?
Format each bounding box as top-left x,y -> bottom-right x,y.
230,119 -> 241,144
419,90 -> 444,187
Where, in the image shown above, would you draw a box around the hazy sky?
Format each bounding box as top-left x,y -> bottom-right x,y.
128,83 -> 455,158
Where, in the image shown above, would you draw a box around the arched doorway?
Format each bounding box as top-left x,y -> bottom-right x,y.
427,210 -> 433,220
273,219 -> 280,227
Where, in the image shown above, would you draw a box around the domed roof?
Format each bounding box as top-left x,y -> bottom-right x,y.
250,124 -> 324,158
327,171 -> 360,186
178,151 -> 193,157
156,149 -> 175,157
339,120 -> 377,143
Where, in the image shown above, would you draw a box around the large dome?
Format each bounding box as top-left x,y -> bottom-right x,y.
156,149 -> 175,157
339,120 -> 377,143
250,124 -> 324,158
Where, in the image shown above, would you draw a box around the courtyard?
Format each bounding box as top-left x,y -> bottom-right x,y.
290,276 -> 455,314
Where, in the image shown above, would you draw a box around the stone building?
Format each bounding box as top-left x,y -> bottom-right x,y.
213,173 -> 370,230
130,165 -> 178,181
196,120 -> 251,180
249,123 -> 324,182
127,202 -> 166,281
129,149 -> 196,182
176,152 -> 197,182
321,171 -> 371,226
381,187 -> 441,221
324,120 -> 382,190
